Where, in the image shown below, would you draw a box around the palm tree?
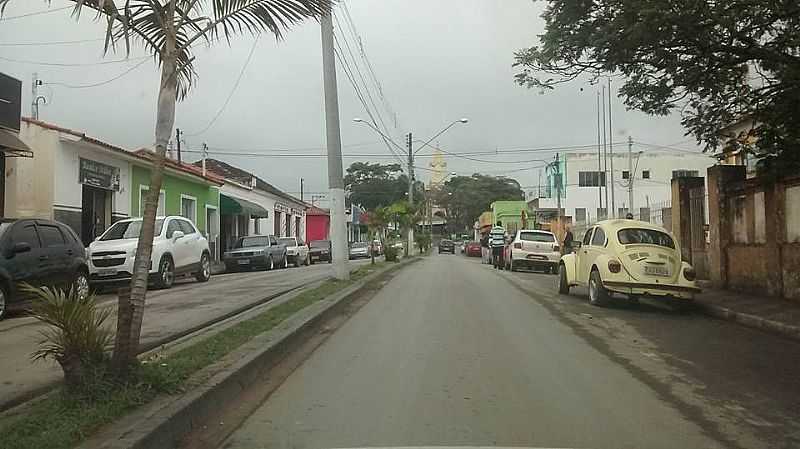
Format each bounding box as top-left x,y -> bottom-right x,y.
0,0 -> 332,375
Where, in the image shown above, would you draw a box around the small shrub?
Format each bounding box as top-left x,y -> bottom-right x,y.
24,285 -> 114,391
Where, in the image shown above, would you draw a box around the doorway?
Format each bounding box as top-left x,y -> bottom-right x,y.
81,185 -> 110,246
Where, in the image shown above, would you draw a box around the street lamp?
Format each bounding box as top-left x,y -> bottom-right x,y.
414,119 -> 469,155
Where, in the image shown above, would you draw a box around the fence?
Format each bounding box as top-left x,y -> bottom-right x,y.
570,200 -> 674,242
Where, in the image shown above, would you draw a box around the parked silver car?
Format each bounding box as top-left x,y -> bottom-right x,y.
223,235 -> 288,271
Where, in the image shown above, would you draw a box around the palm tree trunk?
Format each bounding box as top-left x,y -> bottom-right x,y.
112,51 -> 178,374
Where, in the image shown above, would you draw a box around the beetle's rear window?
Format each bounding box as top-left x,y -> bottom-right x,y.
617,228 -> 675,248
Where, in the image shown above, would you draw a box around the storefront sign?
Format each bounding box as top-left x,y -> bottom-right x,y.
80,158 -> 120,191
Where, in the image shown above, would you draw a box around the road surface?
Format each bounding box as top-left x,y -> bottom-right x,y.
0,259 -> 373,409
221,254 -> 800,449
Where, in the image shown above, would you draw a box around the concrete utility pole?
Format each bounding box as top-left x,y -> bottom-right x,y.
31,73 -> 44,120
601,86 -> 609,218
596,91 -> 603,216
555,153 -> 562,216
608,78 -> 616,218
321,11 -> 349,280
628,135 -> 634,215
300,178 -> 305,202
406,132 -> 415,256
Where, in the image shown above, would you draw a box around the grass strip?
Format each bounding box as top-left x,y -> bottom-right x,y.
0,262 -> 389,449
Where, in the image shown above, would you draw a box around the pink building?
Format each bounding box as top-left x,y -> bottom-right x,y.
306,206 -> 330,242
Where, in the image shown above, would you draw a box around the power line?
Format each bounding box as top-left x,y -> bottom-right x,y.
187,38 -> 259,137
0,54 -> 149,67
44,58 -> 150,89
0,37 -> 105,47
0,5 -> 72,21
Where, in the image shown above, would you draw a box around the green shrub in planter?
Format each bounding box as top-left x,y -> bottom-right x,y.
384,244 -> 399,262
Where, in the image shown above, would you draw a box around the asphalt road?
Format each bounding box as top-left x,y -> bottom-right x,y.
222,253 -> 800,449
0,258 -> 373,410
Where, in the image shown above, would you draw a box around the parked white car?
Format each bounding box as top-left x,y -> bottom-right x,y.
88,216 -> 212,289
504,229 -> 561,273
278,236 -> 310,267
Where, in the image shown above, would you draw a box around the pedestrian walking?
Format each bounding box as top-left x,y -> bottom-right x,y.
490,221 -> 507,269
562,225 -> 574,255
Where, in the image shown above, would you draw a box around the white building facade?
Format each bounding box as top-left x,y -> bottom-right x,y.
537,150 -> 717,226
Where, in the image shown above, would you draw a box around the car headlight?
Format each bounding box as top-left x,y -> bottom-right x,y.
683,266 -> 696,281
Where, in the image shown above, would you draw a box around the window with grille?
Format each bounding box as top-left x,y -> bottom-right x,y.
578,171 -> 606,187
672,169 -> 699,179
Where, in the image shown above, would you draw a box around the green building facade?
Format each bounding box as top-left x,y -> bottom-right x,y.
130,164 -> 220,234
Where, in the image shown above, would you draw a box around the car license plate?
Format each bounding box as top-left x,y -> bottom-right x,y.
97,268 -> 117,277
526,254 -> 546,260
645,265 -> 669,276
237,259 -> 251,265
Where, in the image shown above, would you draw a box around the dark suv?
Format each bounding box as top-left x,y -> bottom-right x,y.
438,239 -> 455,254
0,218 -> 89,319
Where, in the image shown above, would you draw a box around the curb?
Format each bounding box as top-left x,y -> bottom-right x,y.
82,258 -> 417,449
696,302 -> 800,342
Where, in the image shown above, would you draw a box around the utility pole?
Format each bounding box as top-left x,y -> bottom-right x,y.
601,85 -> 609,219
201,143 -> 208,176
321,11 -> 349,280
596,91 -> 603,217
300,178 -> 305,202
406,132 -> 415,256
628,136 -> 634,215
555,153 -> 562,216
608,78 -> 616,218
175,128 -> 183,163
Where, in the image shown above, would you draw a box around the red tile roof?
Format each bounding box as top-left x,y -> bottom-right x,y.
22,117 -> 222,185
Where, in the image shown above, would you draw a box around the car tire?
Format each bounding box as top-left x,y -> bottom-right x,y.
558,264 -> 570,295
195,253 -> 211,282
0,282 -> 9,320
156,256 -> 175,289
72,270 -> 91,300
589,269 -> 609,306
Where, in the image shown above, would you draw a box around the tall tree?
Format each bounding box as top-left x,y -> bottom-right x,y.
1,0 -> 332,375
513,0 -> 800,173
440,174 -> 524,232
344,162 -> 416,211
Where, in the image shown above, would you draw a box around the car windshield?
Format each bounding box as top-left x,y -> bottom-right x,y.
278,238 -> 296,247
310,240 -> 330,248
235,236 -> 269,248
520,231 -> 555,242
617,228 -> 675,248
100,219 -> 164,241
441,240 -> 453,244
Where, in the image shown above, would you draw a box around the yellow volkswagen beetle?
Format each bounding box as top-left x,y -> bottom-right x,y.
558,219 -> 700,306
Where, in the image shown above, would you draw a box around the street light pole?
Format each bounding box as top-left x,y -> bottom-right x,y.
321,11 -> 349,280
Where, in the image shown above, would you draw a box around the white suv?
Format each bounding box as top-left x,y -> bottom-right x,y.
504,229 -> 561,273
88,216 -> 212,289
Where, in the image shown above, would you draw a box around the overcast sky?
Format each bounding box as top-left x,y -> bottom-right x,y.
0,0 -> 701,204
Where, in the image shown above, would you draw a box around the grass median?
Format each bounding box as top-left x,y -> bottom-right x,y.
0,261 -> 390,449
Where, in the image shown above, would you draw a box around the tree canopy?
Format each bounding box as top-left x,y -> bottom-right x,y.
513,0 -> 800,173
344,162 -> 421,211
439,174 -> 524,232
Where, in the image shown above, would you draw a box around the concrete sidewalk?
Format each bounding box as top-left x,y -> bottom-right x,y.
696,284 -> 800,341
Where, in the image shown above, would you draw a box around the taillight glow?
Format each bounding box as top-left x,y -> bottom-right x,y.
514,242 -> 522,249
553,245 -> 560,252
608,260 -> 621,273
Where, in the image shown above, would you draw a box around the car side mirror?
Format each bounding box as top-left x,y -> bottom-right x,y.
573,241 -> 582,249
12,242 -> 31,254
172,230 -> 185,241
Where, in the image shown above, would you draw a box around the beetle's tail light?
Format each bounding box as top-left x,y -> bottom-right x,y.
514,242 -> 522,249
608,260 -> 621,273
683,266 -> 696,281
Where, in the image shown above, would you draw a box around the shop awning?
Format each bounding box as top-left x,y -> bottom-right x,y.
220,194 -> 269,218
0,129 -> 33,158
